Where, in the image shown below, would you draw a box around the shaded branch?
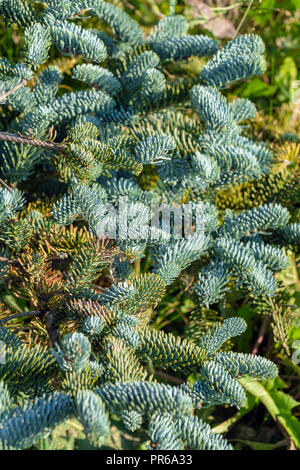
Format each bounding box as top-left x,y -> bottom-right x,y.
0,310 -> 40,324
154,369 -> 185,385
252,315 -> 269,355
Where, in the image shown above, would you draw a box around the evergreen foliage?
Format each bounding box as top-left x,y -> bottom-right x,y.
0,0 -> 298,451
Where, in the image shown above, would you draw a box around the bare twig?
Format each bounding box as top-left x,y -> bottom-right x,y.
0,177 -> 13,193
233,0 -> 254,38
0,131 -> 67,154
0,79 -> 27,102
0,256 -> 14,263
252,315 -> 269,355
